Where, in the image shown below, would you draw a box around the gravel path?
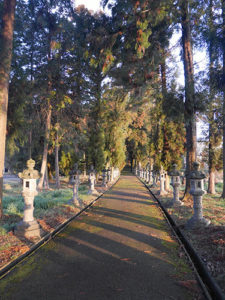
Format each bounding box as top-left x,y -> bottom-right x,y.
0,173 -> 204,299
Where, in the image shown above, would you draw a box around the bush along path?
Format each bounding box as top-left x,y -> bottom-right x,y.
0,173 -> 206,299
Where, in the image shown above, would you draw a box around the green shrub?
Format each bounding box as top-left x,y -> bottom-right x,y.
216,182 -> 223,193
0,226 -> 7,235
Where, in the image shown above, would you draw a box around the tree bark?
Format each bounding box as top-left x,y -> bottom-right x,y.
55,129 -> 60,189
38,14 -> 53,190
221,0 -> 225,198
180,0 -> 196,192
0,0 -> 16,218
38,104 -> 52,189
208,0 -> 216,194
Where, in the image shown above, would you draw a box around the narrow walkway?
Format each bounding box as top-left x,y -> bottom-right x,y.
0,174 -> 203,300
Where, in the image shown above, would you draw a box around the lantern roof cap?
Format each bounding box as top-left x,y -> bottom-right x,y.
189,162 -> 205,179
18,159 -> 40,179
168,164 -> 180,176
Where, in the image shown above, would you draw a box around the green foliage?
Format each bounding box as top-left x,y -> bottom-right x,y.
59,151 -> 76,176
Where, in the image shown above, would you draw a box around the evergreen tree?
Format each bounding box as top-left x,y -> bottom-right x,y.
0,0 -> 16,218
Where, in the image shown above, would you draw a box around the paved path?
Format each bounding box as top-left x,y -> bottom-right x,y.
0,173 -> 203,299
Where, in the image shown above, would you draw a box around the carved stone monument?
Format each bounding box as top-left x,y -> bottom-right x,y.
70,163 -> 83,208
186,162 -> 211,229
15,159 -> 43,239
88,165 -> 98,195
168,164 -> 183,207
102,168 -> 108,187
159,167 -> 167,195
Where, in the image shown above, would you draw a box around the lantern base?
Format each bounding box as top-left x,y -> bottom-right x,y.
168,200 -> 184,207
14,220 -> 44,239
87,188 -> 99,195
69,197 -> 84,208
185,216 -> 211,229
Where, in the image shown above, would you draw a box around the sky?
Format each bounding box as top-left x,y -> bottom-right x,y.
75,0 -> 102,12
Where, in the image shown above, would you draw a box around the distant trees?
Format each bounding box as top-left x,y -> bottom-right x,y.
3,0 -> 225,214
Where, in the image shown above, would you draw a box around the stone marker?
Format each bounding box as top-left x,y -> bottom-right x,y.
88,165 -> 98,195
15,159 -> 43,239
159,167 -> 167,195
102,168 -> 108,187
168,164 -> 183,207
152,171 -> 157,187
70,163 -> 83,208
186,162 -> 211,229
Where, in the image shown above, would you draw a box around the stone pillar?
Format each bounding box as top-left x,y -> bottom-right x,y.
15,159 -> 43,239
169,164 -> 183,206
107,168 -> 111,183
146,169 -> 149,183
152,171 -> 157,187
102,168 -> 107,187
159,168 -> 167,195
88,166 -> 98,195
70,163 -> 83,208
135,167 -> 138,176
186,162 -> 211,229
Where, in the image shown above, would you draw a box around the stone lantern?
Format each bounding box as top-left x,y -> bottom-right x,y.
186,162 -> 211,229
107,168 -> 111,183
135,167 -> 138,176
159,167 -> 167,195
146,168 -> 149,183
168,164 -> 183,206
88,165 -> 98,195
102,167 -> 108,187
15,159 -> 43,239
70,163 -> 83,208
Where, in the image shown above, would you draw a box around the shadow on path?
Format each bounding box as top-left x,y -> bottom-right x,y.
0,174 -> 204,300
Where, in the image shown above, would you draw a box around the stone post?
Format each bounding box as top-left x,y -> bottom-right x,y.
107,168 -> 111,183
168,164 -> 183,206
152,171 -> 157,187
102,168 -> 107,187
159,168 -> 167,195
146,168 -> 149,183
70,163 -> 83,208
135,167 -> 138,176
15,159 -> 43,239
88,166 -> 98,195
186,162 -> 211,229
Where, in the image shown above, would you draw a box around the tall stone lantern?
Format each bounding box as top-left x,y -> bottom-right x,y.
15,159 -> 43,238
159,167 -> 167,195
102,167 -> 108,187
70,163 -> 83,208
168,164 -> 183,206
186,162 -> 211,229
88,165 -> 98,195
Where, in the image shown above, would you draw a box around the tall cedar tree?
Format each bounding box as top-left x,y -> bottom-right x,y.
180,0 -> 197,193
222,0 -> 225,198
0,0 -> 16,218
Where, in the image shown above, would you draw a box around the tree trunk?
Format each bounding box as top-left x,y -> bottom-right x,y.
43,165 -> 49,190
180,0 -> 196,193
38,105 -> 52,189
55,130 -> 60,189
0,0 -> 16,218
38,17 -> 53,190
221,0 -> 225,198
208,0 -> 216,194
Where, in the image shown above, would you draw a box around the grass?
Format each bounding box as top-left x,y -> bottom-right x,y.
1,182 -> 90,235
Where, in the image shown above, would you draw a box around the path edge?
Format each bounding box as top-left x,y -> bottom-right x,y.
137,176 -> 225,300
0,177 -> 120,280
